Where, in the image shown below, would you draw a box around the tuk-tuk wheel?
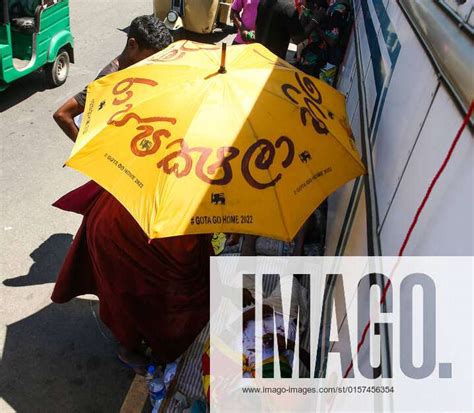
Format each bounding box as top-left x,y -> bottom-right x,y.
45,50 -> 70,88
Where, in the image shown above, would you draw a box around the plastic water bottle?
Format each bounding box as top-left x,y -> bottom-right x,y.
245,30 -> 255,42
163,361 -> 178,390
146,365 -> 166,411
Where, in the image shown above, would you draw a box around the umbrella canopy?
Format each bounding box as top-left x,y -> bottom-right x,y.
65,40 -> 365,241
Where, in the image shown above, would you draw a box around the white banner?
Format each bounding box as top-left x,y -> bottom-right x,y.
209,257 -> 473,412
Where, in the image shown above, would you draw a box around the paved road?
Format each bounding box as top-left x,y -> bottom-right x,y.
0,2 -> 159,411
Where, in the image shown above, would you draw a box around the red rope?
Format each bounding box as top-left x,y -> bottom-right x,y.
397,100 -> 474,257
343,100 -> 474,379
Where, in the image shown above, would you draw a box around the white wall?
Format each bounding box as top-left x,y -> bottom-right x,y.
327,0 -> 474,256
379,85 -> 474,255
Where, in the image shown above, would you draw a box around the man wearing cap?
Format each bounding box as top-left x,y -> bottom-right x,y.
53,15 -> 173,142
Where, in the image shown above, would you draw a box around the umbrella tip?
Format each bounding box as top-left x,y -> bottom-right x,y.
218,43 -> 227,74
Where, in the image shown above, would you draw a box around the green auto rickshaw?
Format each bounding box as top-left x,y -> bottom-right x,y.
0,0 -> 74,91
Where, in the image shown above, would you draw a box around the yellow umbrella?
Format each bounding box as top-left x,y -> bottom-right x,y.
66,40 -> 365,242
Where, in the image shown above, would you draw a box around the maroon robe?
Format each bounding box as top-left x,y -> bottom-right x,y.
52,182 -> 211,363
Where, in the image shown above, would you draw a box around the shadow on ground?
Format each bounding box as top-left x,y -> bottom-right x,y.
0,235 -> 135,412
0,70 -> 48,112
0,300 -> 135,413
3,233 -> 73,287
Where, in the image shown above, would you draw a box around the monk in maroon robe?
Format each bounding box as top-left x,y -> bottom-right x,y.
52,184 -> 211,373
52,16 -> 211,374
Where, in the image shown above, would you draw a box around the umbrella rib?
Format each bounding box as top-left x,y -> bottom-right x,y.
248,121 -> 293,241
324,129 -> 366,170
231,45 -> 296,71
239,69 -> 363,169
239,76 -> 301,107
226,80 -> 293,241
149,74 -> 222,237
78,66 -> 212,147
256,87 -> 365,171
232,78 -> 357,165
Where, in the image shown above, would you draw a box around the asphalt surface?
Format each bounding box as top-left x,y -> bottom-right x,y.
0,1 -> 162,412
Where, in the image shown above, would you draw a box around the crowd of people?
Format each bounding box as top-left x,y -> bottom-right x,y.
233,0 -> 352,84
51,0 -> 352,383
233,0 -> 352,255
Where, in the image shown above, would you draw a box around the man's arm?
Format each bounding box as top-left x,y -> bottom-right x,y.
285,4 -> 313,45
289,6 -> 325,45
53,97 -> 84,142
54,59 -> 119,141
230,1 -> 248,38
291,20 -> 317,44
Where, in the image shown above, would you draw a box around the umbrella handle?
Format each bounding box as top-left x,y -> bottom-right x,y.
219,43 -> 227,74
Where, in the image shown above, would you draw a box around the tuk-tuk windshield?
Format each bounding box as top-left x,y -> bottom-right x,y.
0,0 -> 9,25
1,0 -> 44,21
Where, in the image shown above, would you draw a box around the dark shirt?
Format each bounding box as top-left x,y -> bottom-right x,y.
255,0 -> 304,59
74,59 -> 120,107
